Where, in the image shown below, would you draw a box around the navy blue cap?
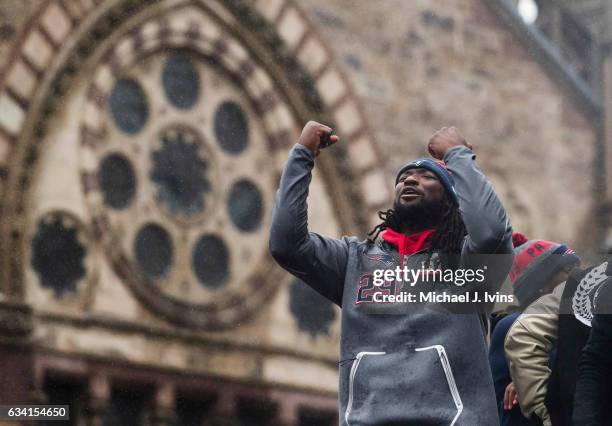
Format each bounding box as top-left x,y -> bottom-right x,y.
395,159 -> 459,205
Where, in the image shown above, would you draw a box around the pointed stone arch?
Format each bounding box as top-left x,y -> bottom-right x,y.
0,0 -> 391,301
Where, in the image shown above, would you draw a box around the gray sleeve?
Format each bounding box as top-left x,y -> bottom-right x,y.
269,144 -> 350,306
444,145 -> 513,255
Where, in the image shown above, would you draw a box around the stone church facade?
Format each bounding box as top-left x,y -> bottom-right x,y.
0,0 -> 609,425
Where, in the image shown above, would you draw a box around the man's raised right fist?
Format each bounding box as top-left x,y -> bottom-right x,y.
298,121 -> 339,157
427,126 -> 473,160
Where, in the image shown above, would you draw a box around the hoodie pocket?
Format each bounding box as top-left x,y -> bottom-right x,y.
345,351 -> 386,425
415,345 -> 464,425
344,346 -> 463,426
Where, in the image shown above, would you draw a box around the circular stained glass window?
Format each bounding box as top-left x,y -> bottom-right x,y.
98,153 -> 136,210
109,78 -> 149,134
214,101 -> 249,154
192,234 -> 229,288
289,279 -> 336,337
150,128 -> 211,219
31,215 -> 86,298
227,179 -> 263,232
162,55 -> 200,109
134,223 -> 173,280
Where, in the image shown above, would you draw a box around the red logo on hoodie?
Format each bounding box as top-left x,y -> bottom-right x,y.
356,273 -> 398,304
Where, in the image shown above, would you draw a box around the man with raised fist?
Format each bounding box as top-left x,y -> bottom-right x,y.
270,121 -> 513,425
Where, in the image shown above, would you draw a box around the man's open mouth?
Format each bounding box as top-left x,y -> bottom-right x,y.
401,189 -> 422,199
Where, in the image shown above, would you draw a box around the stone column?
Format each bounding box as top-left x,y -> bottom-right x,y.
274,397 -> 298,426
85,374 -> 110,426
210,392 -> 237,426
151,382 -> 176,426
605,2 -> 612,47
0,302 -> 34,405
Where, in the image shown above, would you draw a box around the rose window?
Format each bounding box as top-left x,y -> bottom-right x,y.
150,127 -> 211,220
78,10 -> 294,328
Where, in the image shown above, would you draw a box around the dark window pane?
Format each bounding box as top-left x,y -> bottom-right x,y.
162,55 -> 200,109
102,389 -> 148,426
237,399 -> 277,426
299,408 -> 336,426
227,180 -> 263,232
31,215 -> 86,298
42,377 -> 85,426
134,223 -> 173,280
192,234 -> 229,288
214,101 -> 249,154
176,395 -> 215,426
109,78 -> 149,134
289,279 -> 336,337
98,153 -> 136,210
150,128 -> 210,218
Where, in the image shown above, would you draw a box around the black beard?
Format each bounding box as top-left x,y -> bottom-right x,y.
393,197 -> 444,231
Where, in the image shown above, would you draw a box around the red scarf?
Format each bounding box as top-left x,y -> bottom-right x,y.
382,228 -> 435,267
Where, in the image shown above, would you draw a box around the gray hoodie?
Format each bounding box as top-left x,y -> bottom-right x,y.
270,144 -> 513,425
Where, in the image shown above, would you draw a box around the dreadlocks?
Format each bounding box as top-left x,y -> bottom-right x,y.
367,209 -> 401,243
367,198 -> 466,268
